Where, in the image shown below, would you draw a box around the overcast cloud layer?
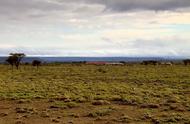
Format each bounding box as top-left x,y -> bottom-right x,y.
0,0 -> 190,57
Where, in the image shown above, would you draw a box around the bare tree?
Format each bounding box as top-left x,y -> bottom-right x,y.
6,53 -> 26,70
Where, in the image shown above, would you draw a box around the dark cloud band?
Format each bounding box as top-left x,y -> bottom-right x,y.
81,0 -> 190,11
57,0 -> 190,11
1,0 -> 190,15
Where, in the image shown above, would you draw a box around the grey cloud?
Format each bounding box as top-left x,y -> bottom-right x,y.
55,0 -> 190,12
81,0 -> 190,12
1,0 -> 190,17
0,0 -> 65,12
0,0 -> 69,19
0,0 -> 105,21
1,0 -> 189,22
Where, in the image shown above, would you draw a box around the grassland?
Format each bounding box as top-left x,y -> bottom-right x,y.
0,64 -> 189,124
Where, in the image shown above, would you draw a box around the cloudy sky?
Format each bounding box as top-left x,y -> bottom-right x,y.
0,0 -> 190,57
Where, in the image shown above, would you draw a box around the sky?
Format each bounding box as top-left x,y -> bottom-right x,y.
0,0 -> 190,57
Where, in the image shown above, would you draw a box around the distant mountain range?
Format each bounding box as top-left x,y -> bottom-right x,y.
0,56 -> 187,63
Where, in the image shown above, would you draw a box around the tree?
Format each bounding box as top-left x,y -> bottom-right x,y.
6,53 -> 26,70
32,60 -> 41,69
183,59 -> 190,65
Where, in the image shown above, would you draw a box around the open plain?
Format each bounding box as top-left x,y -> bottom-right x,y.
0,64 -> 189,124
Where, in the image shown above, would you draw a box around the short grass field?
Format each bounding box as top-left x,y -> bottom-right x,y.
0,64 -> 190,124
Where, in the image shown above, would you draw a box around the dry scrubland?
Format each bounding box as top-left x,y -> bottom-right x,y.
0,64 -> 190,124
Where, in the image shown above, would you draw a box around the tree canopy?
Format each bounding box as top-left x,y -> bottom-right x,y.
6,53 -> 26,69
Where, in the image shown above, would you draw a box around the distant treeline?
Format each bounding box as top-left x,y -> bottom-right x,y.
21,59 -> 190,66
2,53 -> 190,70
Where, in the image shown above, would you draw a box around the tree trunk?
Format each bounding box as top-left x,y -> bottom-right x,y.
16,64 -> 19,70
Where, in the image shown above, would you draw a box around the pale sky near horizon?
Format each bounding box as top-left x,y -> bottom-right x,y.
0,0 -> 190,57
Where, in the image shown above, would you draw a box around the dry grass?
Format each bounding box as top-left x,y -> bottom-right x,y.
0,64 -> 189,123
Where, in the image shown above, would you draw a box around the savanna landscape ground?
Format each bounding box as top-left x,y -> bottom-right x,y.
0,64 -> 189,124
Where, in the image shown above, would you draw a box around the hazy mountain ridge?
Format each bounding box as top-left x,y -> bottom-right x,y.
0,56 -> 186,63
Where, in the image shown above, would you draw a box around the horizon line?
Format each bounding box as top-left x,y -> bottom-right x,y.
0,55 -> 189,58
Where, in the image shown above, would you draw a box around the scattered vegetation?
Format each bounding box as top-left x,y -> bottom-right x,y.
0,64 -> 189,123
88,107 -> 115,117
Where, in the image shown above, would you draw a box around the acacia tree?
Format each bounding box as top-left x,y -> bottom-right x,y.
32,60 -> 41,69
6,53 -> 26,70
183,59 -> 190,65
